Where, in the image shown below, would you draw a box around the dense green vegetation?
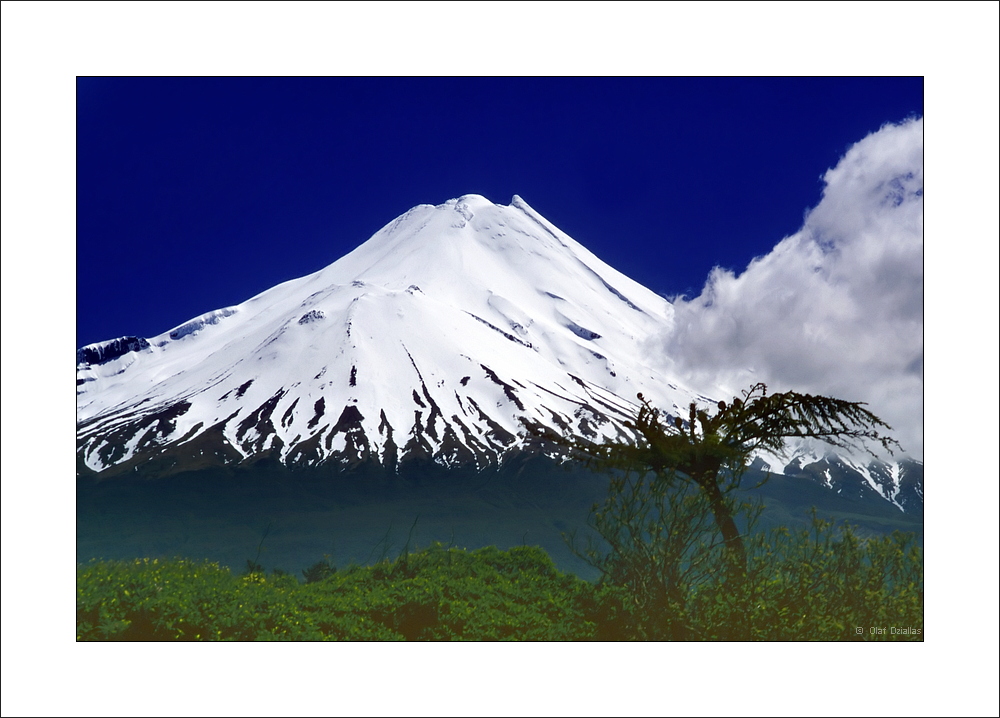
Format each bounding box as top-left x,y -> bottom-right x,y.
77,518 -> 922,641
77,544 -> 602,641
574,474 -> 923,640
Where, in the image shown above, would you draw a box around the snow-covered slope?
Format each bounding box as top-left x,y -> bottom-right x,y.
77,195 -> 704,476
76,194 -> 922,513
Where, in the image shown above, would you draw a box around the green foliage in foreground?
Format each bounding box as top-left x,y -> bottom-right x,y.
574,469 -> 924,641
589,506 -> 924,641
78,521 -> 922,641
77,544 -> 601,641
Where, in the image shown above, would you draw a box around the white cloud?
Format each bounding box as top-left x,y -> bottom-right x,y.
657,118 -> 924,459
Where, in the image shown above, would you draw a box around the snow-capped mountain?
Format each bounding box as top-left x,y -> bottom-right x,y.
750,451 -> 923,516
76,194 -> 921,513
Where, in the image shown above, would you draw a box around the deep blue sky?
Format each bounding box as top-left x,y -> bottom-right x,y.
77,77 -> 923,348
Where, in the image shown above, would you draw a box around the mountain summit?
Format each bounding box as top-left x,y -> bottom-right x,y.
77,195 -> 698,476
77,195 -> 921,512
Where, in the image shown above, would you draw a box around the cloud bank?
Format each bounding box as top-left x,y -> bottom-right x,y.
658,118 -> 923,459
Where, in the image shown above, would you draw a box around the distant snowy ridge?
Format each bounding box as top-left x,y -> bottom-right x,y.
76,194 -> 921,513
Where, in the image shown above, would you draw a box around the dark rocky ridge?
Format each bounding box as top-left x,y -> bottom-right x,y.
76,336 -> 150,366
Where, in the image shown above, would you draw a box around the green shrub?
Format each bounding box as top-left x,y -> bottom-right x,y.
301,557 -> 337,584
77,545 -> 601,641
297,544 -> 599,640
578,505 -> 924,641
76,558 -> 323,641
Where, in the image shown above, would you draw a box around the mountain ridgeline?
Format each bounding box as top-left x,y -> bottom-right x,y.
77,195 -> 922,515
